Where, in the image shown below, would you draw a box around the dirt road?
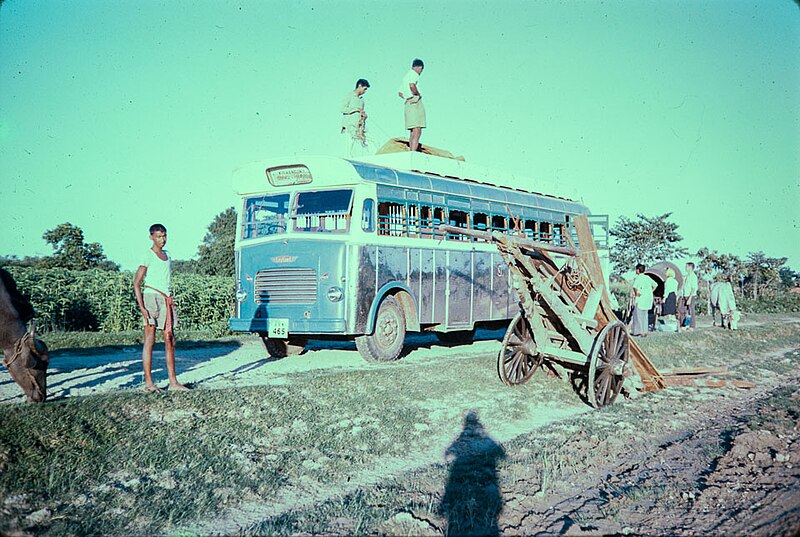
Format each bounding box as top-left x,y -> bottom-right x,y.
1,316 -> 798,536
0,329 -> 509,404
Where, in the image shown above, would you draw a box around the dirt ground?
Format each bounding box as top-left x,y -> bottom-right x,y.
1,317 -> 799,536
500,372 -> 800,536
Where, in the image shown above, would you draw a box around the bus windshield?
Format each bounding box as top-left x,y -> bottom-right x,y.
293,189 -> 353,233
242,194 -> 290,240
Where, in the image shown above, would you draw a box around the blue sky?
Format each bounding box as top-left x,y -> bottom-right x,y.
1,0 -> 798,270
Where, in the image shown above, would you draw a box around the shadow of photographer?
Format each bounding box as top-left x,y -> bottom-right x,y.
439,410 -> 506,536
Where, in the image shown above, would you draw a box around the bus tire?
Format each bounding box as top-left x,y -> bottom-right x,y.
356,295 -> 406,362
260,334 -> 307,358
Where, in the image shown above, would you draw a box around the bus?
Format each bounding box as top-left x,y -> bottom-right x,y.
229,152 -> 609,362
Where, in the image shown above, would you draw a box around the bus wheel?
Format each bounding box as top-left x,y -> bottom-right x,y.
356,295 -> 406,362
260,335 -> 307,358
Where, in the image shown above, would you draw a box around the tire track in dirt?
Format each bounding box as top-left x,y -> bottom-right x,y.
503,362 -> 800,536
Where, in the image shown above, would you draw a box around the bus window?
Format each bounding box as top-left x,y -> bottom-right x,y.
362,199 -> 375,233
433,207 -> 445,239
473,213 -> 489,231
293,189 -> 353,233
554,223 -> 565,247
408,204 -> 420,237
377,201 -> 406,236
524,219 -> 537,241
242,194 -> 290,240
420,205 -> 432,238
448,210 -> 470,241
540,222 -> 552,243
491,214 -> 507,232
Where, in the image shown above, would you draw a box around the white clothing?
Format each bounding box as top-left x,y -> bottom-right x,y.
140,248 -> 171,295
399,69 -> 420,98
633,273 -> 656,311
681,271 -> 698,298
664,276 -> 678,297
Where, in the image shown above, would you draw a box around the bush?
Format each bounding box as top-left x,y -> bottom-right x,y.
738,294 -> 800,314
6,267 -> 234,335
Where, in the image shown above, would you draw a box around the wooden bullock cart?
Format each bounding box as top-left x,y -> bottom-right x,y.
440,216 -> 665,408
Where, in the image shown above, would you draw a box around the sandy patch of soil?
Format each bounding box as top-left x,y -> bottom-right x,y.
501,375 -> 800,536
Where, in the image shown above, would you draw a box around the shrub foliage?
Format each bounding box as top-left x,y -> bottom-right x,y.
6,267 -> 234,334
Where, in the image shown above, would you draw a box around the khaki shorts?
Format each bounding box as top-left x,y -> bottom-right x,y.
404,96 -> 426,129
143,293 -> 175,330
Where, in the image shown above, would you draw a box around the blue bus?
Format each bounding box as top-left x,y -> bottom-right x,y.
229,153 -> 608,362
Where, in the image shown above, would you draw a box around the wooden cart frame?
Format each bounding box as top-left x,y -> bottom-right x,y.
441,216 -> 664,408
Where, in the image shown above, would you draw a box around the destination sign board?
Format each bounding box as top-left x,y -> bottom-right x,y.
266,165 -> 313,186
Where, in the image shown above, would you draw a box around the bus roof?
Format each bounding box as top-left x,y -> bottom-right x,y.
231,154 -> 589,215
355,152 -> 582,204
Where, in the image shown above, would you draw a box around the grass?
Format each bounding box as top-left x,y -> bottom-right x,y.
39,329 -> 249,353
1,314 -> 799,535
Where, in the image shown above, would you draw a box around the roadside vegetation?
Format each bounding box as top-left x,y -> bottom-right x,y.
1,314 -> 798,535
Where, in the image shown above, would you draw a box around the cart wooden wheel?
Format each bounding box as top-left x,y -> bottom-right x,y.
587,321 -> 630,408
498,310 -> 543,386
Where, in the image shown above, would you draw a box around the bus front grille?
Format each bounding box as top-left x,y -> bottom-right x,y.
254,268 -> 317,304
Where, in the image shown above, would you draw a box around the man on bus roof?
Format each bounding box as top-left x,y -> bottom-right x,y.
398,58 -> 425,152
341,78 -> 370,158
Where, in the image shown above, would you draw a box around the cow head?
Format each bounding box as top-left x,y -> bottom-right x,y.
4,323 -> 49,403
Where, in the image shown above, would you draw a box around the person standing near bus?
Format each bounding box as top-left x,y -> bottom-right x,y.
678,262 -> 699,331
398,58 -> 425,152
631,263 -> 656,337
341,78 -> 370,157
133,223 -> 188,393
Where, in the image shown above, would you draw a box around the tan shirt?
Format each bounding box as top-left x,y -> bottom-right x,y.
341,92 -> 364,130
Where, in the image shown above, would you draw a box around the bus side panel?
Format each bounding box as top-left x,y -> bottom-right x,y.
434,250 -> 447,325
447,250 -> 472,327
377,246 -> 408,289
472,250 -> 492,323
419,249 -> 435,324
355,245 -> 377,332
408,248 -> 421,319
492,252 -> 512,319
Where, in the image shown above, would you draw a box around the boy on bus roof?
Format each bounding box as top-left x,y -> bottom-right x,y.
398,58 -> 425,152
341,78 -> 370,157
133,223 -> 188,393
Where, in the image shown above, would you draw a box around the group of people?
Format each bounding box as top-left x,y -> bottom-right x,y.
630,262 -> 699,337
340,58 -> 426,157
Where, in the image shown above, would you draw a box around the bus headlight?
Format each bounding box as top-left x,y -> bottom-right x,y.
327,286 -> 343,302
236,289 -> 248,302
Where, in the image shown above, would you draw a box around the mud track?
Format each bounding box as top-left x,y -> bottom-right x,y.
503,368 -> 800,536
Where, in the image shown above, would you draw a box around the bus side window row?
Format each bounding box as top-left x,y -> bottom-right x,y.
374,199 -> 567,246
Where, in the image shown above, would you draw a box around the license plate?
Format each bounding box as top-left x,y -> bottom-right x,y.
268,318 -> 289,339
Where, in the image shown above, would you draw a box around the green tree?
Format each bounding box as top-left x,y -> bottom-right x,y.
695,248 -> 745,283
609,213 -> 689,274
779,266 -> 799,289
742,251 -> 787,299
197,207 -> 236,277
40,223 -> 119,271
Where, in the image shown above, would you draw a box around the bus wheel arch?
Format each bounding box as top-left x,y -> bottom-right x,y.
356,294 -> 406,362
392,290 -> 420,333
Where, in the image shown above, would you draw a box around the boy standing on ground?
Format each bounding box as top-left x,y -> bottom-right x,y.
631,263 -> 656,337
133,223 -> 188,392
678,262 -> 699,332
398,58 -> 426,151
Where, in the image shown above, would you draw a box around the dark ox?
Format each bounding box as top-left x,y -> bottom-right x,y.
1,269 -> 49,402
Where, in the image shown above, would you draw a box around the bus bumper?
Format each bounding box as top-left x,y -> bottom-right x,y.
229,318 -> 347,334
